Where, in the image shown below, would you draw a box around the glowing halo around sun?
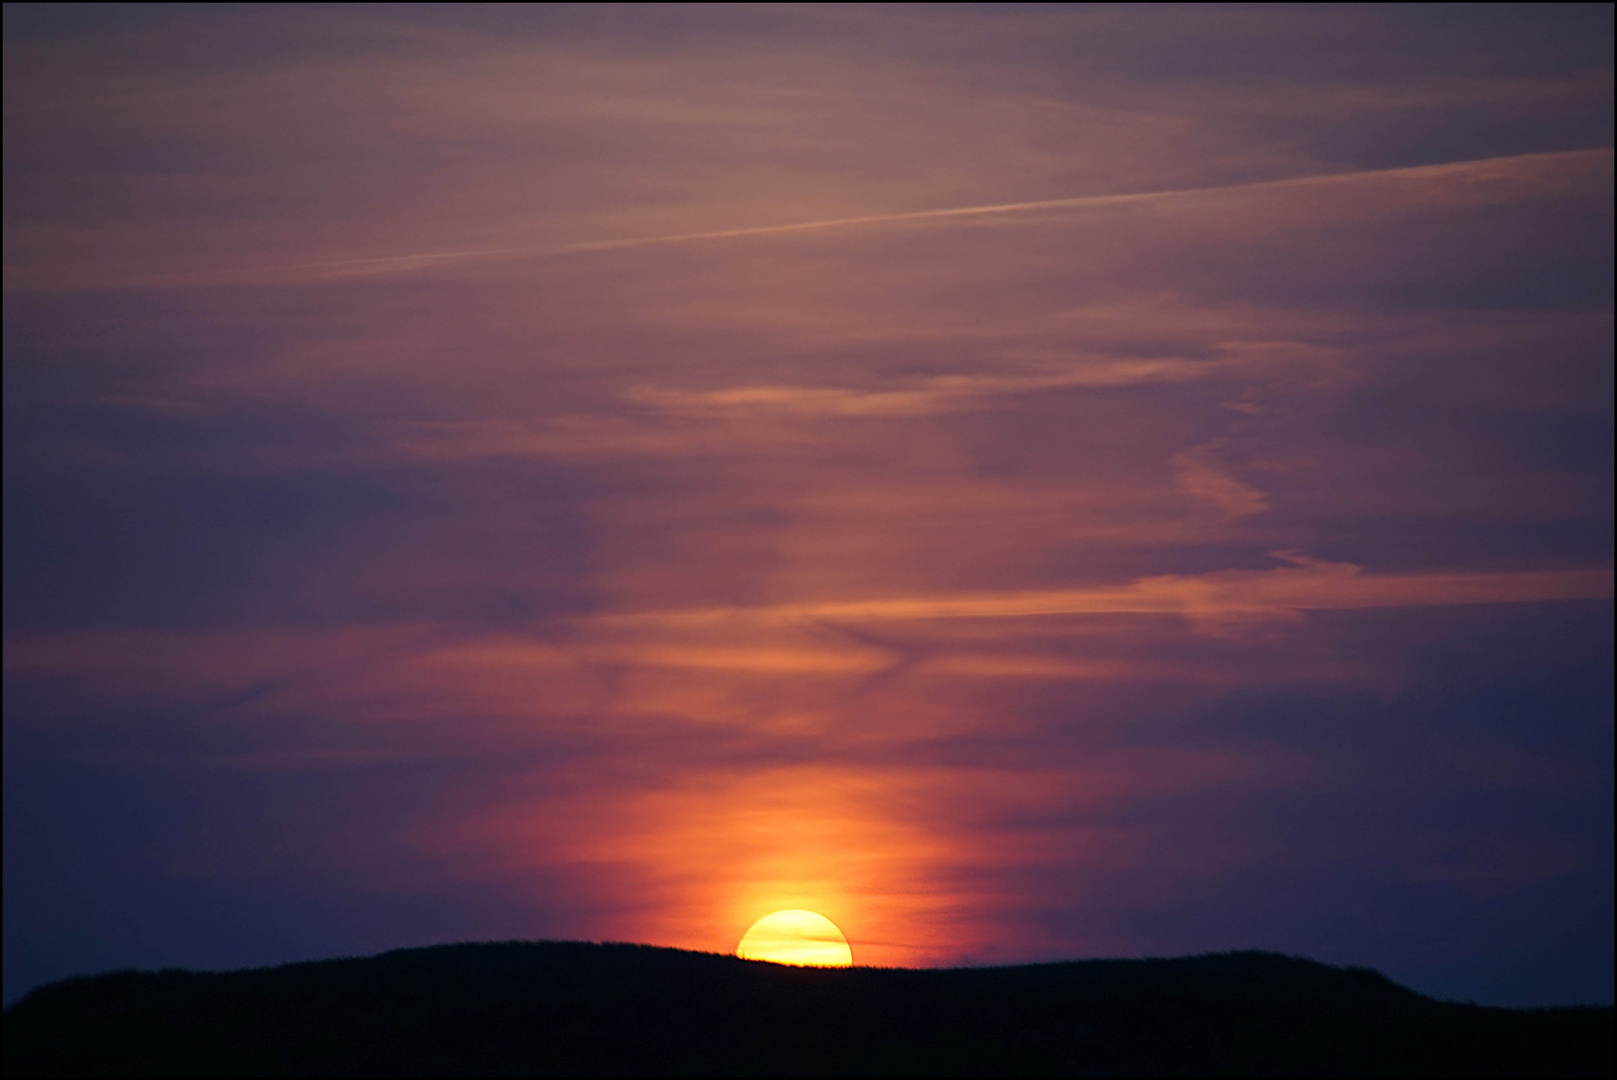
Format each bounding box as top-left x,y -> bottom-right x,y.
736,910 -> 854,967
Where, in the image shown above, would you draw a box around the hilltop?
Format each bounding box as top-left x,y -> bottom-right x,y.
5,942 -> 1610,1076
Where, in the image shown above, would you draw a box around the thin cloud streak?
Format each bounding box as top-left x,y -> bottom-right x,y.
117,147 -> 1613,287
602,558 -> 1615,627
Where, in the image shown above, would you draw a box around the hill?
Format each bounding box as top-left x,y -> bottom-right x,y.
4,942 -> 1610,1076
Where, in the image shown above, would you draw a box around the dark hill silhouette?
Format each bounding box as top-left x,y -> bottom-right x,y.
4,942 -> 1610,1076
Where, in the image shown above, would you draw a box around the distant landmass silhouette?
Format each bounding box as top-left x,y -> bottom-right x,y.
5,942 -> 1610,1076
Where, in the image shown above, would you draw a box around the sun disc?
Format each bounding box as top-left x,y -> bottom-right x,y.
736,909 -> 853,966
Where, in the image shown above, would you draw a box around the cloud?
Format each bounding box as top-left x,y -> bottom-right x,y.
624,358 -> 1234,419
601,554 -> 1614,629
22,148 -> 1606,290
1171,440 -> 1270,519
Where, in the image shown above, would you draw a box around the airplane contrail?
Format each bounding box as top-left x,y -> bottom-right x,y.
220,146 -> 1617,282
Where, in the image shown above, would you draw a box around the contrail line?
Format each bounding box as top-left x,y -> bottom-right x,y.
82,146 -> 1614,286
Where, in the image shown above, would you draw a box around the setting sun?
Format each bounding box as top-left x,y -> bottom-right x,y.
736,910 -> 854,967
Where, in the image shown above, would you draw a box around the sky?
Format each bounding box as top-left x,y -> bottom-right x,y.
3,3 -> 1612,1007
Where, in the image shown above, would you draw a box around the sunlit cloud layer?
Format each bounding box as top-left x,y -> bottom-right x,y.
4,4 -> 1612,1006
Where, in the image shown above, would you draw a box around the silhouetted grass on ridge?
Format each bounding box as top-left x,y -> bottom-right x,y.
5,942 -> 1610,1076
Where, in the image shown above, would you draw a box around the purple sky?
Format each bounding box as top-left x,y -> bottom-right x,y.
4,3 -> 1612,1006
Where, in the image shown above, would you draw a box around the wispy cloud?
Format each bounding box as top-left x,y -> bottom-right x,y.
1171,440 -> 1270,519
119,149 -> 1617,288
601,554 -> 1614,628
624,358 -> 1233,418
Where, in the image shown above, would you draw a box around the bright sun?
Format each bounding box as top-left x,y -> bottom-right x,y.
736,909 -> 854,967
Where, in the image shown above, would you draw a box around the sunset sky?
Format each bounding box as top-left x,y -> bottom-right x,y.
4,3 -> 1612,1007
